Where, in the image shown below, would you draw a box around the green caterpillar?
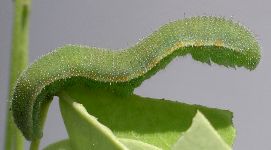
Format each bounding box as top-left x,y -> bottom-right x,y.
12,16 -> 260,141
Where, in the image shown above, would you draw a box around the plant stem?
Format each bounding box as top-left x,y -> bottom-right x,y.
4,0 -> 32,149
30,139 -> 40,150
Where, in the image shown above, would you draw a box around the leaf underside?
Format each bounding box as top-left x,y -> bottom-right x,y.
44,85 -> 233,150
43,139 -> 163,150
46,85 -> 234,150
172,112 -> 231,150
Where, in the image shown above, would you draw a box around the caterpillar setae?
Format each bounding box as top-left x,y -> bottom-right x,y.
12,16 -> 260,140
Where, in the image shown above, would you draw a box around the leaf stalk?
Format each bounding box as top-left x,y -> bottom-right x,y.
4,0 -> 31,149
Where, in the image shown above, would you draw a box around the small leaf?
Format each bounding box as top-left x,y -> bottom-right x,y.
119,138 -> 162,150
45,112 -> 233,150
59,92 -> 164,150
58,86 -> 235,149
59,92 -> 128,150
172,111 -> 231,150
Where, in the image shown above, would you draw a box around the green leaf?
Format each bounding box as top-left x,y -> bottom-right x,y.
43,138 -> 162,150
59,91 -> 164,150
119,138 -> 162,150
172,111 -> 231,150
59,93 -> 128,150
43,112 -> 232,150
57,85 -> 235,150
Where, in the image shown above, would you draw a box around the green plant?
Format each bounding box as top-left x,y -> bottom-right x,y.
4,0 -> 31,149
8,16 -> 260,150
